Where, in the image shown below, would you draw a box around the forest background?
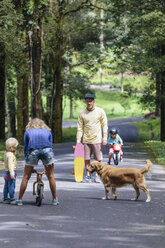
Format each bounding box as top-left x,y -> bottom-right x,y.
0,0 -> 165,147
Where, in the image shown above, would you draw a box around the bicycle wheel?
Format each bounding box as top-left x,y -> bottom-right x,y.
114,153 -> 119,165
36,185 -> 43,206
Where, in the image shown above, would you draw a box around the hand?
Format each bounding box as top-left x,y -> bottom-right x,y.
102,140 -> 107,146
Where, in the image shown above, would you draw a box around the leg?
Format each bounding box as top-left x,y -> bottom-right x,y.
85,160 -> 91,177
18,166 -> 33,200
9,178 -> 16,200
131,183 -> 140,201
138,184 -> 151,202
108,154 -> 112,164
112,187 -> 117,200
45,164 -> 57,200
3,179 -> 9,200
102,185 -> 110,200
108,148 -> 113,164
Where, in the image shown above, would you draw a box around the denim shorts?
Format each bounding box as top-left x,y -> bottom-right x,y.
25,147 -> 56,166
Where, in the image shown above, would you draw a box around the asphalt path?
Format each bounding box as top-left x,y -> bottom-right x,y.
0,117 -> 165,248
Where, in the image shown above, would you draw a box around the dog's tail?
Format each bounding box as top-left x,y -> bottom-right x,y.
140,160 -> 152,174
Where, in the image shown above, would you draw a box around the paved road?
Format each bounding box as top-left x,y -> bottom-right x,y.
0,118 -> 165,248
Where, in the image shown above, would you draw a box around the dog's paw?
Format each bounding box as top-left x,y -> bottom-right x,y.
113,196 -> 117,200
102,196 -> 109,200
131,198 -> 137,201
146,198 -> 151,202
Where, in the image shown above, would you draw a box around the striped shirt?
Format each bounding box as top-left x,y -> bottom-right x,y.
24,128 -> 53,156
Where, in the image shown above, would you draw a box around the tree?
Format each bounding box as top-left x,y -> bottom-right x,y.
0,42 -> 5,140
43,0 -> 93,142
0,0 -> 22,140
109,0 -> 165,140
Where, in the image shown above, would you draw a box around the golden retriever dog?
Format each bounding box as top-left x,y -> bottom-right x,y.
87,160 -> 152,202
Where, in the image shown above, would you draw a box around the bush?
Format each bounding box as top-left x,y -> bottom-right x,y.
145,140 -> 165,165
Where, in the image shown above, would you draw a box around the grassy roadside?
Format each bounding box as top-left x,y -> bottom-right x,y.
63,90 -> 148,121
133,116 -> 165,165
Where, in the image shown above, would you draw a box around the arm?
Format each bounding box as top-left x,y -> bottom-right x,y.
76,113 -> 84,143
118,135 -> 123,145
107,137 -> 110,145
24,131 -> 29,156
49,132 -> 53,148
8,154 -> 15,179
107,137 -> 113,147
100,110 -> 108,145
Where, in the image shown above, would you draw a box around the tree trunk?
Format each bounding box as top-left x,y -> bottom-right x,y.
17,77 -> 24,145
52,65 -> 63,143
0,42 -> 6,140
29,18 -> 42,119
10,99 -> 16,137
160,71 -> 165,141
51,16 -> 63,143
5,89 -> 12,138
99,9 -> 104,84
121,72 -> 124,93
160,45 -> 165,141
70,95 -> 73,119
155,73 -> 161,116
22,74 -> 29,130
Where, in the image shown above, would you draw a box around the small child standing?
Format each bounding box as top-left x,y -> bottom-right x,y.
107,128 -> 123,165
3,137 -> 19,204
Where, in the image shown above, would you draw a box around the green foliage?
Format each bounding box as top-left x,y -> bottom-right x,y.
63,71 -> 91,99
145,140 -> 165,165
63,89 -> 149,121
0,140 -> 5,161
62,127 -> 77,142
134,116 -> 160,142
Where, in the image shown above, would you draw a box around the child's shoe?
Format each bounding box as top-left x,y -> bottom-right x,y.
3,198 -> 10,204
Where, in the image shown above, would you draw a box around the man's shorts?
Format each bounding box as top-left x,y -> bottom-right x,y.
84,143 -> 102,161
25,147 -> 56,167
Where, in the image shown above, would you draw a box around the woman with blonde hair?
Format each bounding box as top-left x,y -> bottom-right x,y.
15,118 -> 59,206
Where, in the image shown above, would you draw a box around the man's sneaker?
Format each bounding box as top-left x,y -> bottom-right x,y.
94,176 -> 101,183
85,176 -> 91,182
